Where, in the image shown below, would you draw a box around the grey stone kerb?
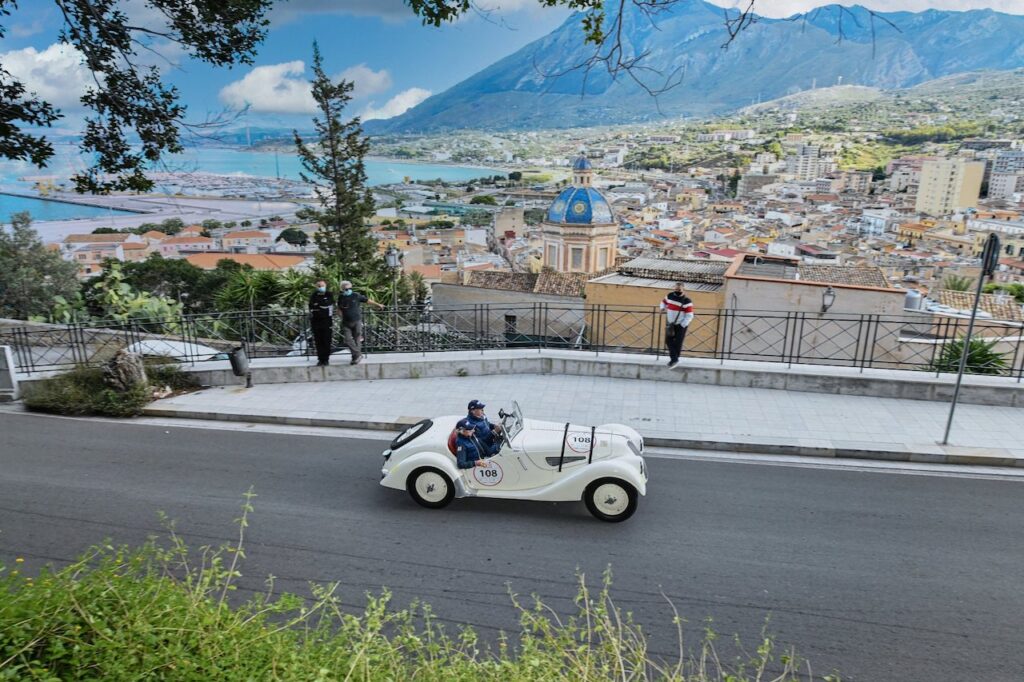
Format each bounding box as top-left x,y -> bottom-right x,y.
0,346 -> 20,402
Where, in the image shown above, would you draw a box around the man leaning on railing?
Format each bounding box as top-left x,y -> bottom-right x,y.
337,280 -> 384,365
660,282 -> 694,368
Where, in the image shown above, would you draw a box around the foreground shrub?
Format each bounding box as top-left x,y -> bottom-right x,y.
23,361 -> 200,417
145,361 -> 202,391
0,493 -> 839,681
22,366 -> 150,417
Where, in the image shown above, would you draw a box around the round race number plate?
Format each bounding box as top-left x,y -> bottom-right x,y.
565,431 -> 593,454
472,460 -> 504,486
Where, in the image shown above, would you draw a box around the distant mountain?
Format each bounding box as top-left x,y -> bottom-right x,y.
368,1 -> 1024,132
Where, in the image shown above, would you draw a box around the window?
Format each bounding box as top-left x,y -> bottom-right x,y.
571,247 -> 584,271
599,247 -> 609,270
546,244 -> 557,266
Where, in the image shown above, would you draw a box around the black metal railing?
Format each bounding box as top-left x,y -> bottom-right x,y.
2,304 -> 1022,381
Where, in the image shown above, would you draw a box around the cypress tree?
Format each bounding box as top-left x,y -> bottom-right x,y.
294,43 -> 386,281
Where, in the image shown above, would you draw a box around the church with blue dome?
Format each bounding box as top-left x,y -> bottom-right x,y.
541,153 -> 618,274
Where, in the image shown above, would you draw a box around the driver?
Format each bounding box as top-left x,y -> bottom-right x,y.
466,399 -> 503,456
455,419 -> 489,470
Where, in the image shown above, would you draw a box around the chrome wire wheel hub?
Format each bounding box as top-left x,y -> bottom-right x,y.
416,472 -> 448,503
593,483 -> 629,516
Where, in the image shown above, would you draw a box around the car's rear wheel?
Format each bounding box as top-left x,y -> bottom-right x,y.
584,478 -> 638,522
407,467 -> 455,509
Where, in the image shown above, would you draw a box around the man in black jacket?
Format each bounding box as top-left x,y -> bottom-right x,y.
308,280 -> 335,366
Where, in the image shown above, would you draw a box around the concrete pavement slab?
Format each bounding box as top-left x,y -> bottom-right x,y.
143,372 -> 1024,468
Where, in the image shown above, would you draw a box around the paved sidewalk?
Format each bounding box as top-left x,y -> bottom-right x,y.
146,371 -> 1024,467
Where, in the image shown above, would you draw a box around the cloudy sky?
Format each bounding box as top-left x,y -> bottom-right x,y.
2,0 -> 1023,130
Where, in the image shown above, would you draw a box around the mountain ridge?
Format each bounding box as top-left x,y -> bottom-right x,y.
367,0 -> 1024,133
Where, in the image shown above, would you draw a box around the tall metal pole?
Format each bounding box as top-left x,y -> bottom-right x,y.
941,233 -> 1001,445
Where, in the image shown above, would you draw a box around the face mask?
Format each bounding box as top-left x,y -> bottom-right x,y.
317,286 -> 326,293
342,290 -> 353,296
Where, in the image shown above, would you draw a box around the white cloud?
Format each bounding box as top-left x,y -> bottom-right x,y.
219,61 -> 317,114
362,87 -> 432,121
8,21 -> 45,39
707,0 -> 1024,17
0,43 -> 90,108
338,64 -> 392,98
220,61 -> 398,114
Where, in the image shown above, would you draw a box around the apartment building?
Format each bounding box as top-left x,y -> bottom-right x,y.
914,158 -> 985,216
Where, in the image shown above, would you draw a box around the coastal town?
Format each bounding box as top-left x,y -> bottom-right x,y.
34,120 -> 1024,329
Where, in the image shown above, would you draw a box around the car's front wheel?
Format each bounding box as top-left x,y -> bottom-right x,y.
584,478 -> 638,522
407,467 -> 455,509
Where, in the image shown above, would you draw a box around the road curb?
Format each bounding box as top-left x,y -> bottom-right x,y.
141,407 -> 1024,469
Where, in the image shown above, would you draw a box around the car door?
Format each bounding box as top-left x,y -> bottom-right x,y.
468,428 -> 546,492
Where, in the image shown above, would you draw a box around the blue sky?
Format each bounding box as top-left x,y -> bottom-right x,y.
2,0 -> 1022,132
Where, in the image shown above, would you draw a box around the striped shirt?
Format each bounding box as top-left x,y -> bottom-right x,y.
660,291 -> 694,326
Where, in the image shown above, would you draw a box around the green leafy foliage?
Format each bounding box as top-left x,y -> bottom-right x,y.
470,194 -> 498,205
276,227 -> 310,246
0,500 -> 834,681
941,275 -> 975,292
882,121 -> 985,145
22,366 -> 150,417
145,362 -> 202,391
0,212 -> 80,320
85,262 -> 183,323
930,337 -> 1010,375
983,282 -> 1024,304
1,1 -> 273,193
461,210 -> 493,227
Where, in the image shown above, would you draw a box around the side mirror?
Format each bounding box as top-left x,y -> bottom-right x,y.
498,409 -> 507,419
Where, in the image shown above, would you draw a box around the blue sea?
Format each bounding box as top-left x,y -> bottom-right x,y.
0,194 -> 139,222
0,145 -> 501,223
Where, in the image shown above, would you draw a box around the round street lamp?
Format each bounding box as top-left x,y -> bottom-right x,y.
821,286 -> 837,313
385,246 -> 401,270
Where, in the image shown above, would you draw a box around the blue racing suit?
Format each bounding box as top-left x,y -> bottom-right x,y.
455,433 -> 487,469
466,413 -> 501,455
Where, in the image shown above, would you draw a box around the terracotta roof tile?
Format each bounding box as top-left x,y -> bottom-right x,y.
465,271 -> 536,293
936,290 -> 1023,321
798,265 -> 891,289
63,233 -> 131,243
185,253 -> 306,271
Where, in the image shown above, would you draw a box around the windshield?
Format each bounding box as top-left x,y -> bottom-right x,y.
501,401 -> 525,443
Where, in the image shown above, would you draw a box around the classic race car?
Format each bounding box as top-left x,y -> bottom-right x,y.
379,402 -> 647,522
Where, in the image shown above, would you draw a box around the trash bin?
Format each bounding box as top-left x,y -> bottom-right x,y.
228,346 -> 249,377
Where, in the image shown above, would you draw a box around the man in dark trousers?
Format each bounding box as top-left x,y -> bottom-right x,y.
308,280 -> 335,366
660,282 -> 694,367
336,280 -> 384,365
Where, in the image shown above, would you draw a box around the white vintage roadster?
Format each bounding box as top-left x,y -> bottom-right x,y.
379,402 -> 647,522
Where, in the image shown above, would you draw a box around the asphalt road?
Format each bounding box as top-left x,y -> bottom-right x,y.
1,411 -> 1022,681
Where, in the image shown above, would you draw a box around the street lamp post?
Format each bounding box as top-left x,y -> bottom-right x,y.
385,246 -> 402,351
941,232 -> 1002,445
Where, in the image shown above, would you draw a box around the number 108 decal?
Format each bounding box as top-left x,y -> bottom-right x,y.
472,461 -> 504,486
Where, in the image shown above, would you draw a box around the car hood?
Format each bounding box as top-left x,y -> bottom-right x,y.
516,419 -> 629,460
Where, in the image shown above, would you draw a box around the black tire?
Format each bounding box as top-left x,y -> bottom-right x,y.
407,467 -> 455,509
584,478 -> 638,522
